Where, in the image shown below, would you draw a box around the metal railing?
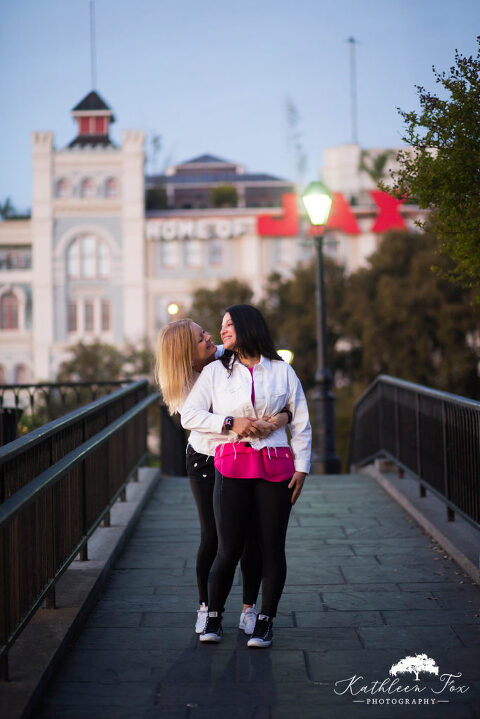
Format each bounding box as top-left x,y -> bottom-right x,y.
0,380 -> 158,680
349,375 -> 480,529
0,381 -> 133,444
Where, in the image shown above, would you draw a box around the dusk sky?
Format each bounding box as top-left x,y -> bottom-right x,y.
1,0 -> 478,211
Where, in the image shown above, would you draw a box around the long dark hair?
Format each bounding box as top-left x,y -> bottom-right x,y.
221,304 -> 282,372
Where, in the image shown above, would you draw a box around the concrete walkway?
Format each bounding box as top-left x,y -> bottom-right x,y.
38,474 -> 480,719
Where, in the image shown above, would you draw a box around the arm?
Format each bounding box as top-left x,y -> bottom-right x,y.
181,364 -> 257,437
248,410 -> 289,439
286,365 -> 312,476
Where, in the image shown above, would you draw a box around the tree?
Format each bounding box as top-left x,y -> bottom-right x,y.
189,279 -> 254,342
260,258 -> 347,391
390,654 -> 439,682
56,341 -> 126,383
358,150 -> 394,184
0,198 -> 15,219
384,38 -> 480,288
342,230 -> 480,397
211,184 -> 238,208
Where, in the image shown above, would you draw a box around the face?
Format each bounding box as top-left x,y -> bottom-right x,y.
191,322 -> 216,368
220,312 -> 237,351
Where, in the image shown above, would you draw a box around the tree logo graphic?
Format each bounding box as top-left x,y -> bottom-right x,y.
389,654 -> 439,682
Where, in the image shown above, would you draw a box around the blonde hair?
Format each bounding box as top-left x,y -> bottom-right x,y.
155,319 -> 197,414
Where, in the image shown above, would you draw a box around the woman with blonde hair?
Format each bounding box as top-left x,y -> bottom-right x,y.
156,318 -> 288,635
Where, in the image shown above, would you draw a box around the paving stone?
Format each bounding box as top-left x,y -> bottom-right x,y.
274,627 -> 363,651
320,590 -> 441,611
340,564 -> 458,584
358,624 -> 463,649
451,624 -> 480,647
85,611 -> 143,628
382,609 -> 480,626
295,610 -> 384,628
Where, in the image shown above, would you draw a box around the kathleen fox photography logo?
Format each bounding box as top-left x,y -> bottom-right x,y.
333,653 -> 470,706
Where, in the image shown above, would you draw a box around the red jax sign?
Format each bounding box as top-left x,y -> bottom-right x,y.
257,191 -> 407,236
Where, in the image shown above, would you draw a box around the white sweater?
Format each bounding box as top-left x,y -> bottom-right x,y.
181,355 -> 312,473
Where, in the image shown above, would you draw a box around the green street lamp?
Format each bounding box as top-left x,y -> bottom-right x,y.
302,181 -> 341,474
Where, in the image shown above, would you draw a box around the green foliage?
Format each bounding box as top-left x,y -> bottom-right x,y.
384,38 -> 480,288
145,186 -> 168,210
260,257 -> 347,390
343,230 -> 480,396
210,184 -> 238,208
189,279 -> 254,342
358,150 -> 394,184
56,340 -> 155,383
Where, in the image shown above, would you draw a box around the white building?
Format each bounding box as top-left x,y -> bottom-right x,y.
0,92 -> 425,383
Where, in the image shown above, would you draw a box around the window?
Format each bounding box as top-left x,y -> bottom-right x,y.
0,364 -> 6,383
101,300 -> 111,331
274,238 -> 290,266
68,301 -> 77,332
0,291 -> 19,329
80,178 -> 95,198
67,236 -> 110,279
184,239 -> 202,267
55,178 -> 70,198
14,364 -> 30,384
105,177 -> 118,198
0,246 -> 32,270
95,117 -> 106,134
84,300 -> 94,331
209,239 -> 223,266
80,118 -> 90,134
162,240 -> 178,268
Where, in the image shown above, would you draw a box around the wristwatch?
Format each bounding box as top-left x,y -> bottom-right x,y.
223,416 -> 234,432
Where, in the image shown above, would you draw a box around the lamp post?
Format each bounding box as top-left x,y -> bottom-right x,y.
302,181 -> 341,474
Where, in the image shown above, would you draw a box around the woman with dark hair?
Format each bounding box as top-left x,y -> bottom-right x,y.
155,318 -> 288,635
181,305 -> 311,648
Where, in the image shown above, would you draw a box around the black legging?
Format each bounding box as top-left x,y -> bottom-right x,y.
186,445 -> 262,606
209,470 -> 293,618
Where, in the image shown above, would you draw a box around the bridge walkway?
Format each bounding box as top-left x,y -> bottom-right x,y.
38,473 -> 480,719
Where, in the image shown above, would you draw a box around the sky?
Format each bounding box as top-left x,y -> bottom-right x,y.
1,0 -> 478,212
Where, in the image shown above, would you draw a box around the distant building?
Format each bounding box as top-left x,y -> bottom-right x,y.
0,92 -> 426,383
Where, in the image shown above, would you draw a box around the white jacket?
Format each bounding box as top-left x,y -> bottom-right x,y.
181,355 -> 312,473
179,345 -> 224,458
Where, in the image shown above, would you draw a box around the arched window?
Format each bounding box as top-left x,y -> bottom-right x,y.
209,239 -> 223,266
184,239 -> 202,268
55,178 -> 70,198
80,178 -> 95,198
67,236 -> 110,279
0,291 -> 19,330
105,177 -> 118,198
14,364 -> 30,384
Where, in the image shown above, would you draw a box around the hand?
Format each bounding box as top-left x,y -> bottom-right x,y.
232,417 -> 257,437
251,419 -> 274,439
288,472 -> 306,504
263,412 -> 289,431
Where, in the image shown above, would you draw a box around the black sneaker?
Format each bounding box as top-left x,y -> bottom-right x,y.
199,612 -> 223,643
247,614 -> 273,648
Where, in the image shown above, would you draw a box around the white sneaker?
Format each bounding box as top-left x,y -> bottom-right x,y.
239,605 -> 257,635
195,603 -> 208,633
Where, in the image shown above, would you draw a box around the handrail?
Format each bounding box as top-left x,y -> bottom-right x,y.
0,381 -> 142,462
0,380 -> 133,444
0,380 -> 159,680
0,394 -> 156,528
349,375 -> 480,530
